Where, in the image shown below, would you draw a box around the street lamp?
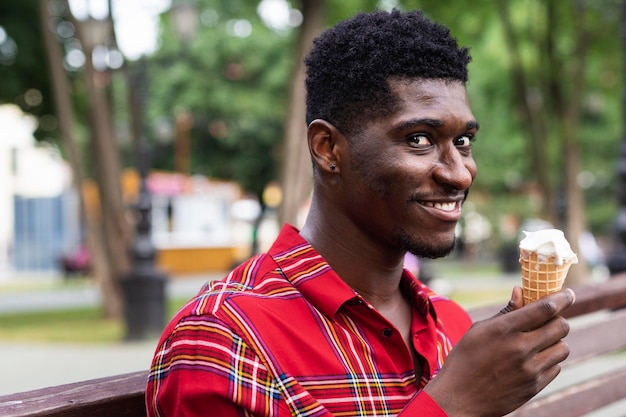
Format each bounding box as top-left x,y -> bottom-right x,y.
120,137 -> 168,341
120,52 -> 168,341
119,1 -> 199,341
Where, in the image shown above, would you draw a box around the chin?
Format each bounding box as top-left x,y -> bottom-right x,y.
396,231 -> 457,259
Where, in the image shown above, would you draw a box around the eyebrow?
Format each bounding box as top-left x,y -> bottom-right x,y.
393,118 -> 480,133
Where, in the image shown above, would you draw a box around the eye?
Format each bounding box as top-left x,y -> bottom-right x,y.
407,134 -> 432,148
454,135 -> 475,147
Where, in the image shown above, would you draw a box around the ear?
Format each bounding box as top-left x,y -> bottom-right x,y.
307,119 -> 346,174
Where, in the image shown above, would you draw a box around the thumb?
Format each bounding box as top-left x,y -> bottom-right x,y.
495,286 -> 523,316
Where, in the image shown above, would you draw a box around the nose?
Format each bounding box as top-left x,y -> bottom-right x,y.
432,146 -> 476,191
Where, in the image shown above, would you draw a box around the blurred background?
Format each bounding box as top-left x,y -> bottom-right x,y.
0,0 -> 625,396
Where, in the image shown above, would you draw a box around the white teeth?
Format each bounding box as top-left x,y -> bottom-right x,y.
423,201 -> 457,211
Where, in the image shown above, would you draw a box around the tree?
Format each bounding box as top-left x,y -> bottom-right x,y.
71,5 -> 131,317
37,0 -> 131,318
493,0 -> 613,283
279,0 -> 325,227
6,0 -> 622,289
37,0 -> 113,317
405,0 -> 621,277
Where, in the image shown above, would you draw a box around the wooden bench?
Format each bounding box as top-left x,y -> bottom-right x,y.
2,274 -> 626,417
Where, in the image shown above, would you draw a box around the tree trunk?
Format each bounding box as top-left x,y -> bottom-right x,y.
498,0 -> 590,284
68,2 -> 130,319
279,0 -> 326,227
559,0 -> 590,285
39,0 -> 121,317
496,0 -> 552,221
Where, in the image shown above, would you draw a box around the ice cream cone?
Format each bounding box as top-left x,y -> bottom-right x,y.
519,248 -> 574,305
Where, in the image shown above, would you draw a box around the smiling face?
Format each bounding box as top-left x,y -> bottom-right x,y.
337,78 -> 478,258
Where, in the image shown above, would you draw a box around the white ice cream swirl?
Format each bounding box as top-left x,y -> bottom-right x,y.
519,229 -> 579,266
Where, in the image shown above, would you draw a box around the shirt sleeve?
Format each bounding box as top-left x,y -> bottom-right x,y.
398,390 -> 449,416
146,314 -> 288,417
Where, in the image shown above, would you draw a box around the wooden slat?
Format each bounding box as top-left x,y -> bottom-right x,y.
510,367 -> 626,417
468,274 -> 626,322
0,371 -> 147,417
563,274 -> 626,318
565,308 -> 626,364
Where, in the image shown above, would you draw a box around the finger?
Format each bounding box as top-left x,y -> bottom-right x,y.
502,288 -> 575,331
496,286 -> 523,316
526,315 -> 571,352
529,360 -> 564,398
528,339 -> 570,382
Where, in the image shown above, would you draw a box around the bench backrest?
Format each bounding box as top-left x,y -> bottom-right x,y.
0,371 -> 146,417
2,274 -> 626,417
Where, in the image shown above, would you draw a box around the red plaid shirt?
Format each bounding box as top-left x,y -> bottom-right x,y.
146,225 -> 471,416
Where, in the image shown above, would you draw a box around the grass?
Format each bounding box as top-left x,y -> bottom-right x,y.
449,288 -> 512,309
0,299 -> 189,344
0,307 -> 125,343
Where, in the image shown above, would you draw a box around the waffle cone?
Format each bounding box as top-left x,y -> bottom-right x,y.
519,249 -> 573,305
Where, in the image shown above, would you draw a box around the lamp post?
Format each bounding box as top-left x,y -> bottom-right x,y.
120,54 -> 169,341
119,1 -> 199,340
120,138 -> 169,340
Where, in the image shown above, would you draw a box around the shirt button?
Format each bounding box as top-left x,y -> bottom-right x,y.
382,328 -> 393,337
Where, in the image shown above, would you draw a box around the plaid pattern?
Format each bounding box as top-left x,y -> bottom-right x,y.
147,225 -> 471,416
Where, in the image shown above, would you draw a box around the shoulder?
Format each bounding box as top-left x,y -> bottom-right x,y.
160,252 -> 304,341
176,253 -> 284,318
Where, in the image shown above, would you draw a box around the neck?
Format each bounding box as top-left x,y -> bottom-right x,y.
300,200 -> 406,308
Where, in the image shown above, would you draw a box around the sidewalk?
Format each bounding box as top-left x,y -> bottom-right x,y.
0,272 -> 222,315
0,340 -> 157,395
0,273 -> 221,396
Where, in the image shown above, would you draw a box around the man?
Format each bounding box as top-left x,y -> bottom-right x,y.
146,9 -> 574,416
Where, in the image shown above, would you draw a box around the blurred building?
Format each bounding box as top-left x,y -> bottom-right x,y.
0,104 -> 79,277
1,103 -> 277,279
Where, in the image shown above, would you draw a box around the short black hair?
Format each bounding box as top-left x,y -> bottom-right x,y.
304,9 -> 471,136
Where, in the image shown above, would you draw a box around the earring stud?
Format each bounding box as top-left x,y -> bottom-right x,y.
330,164 -> 336,171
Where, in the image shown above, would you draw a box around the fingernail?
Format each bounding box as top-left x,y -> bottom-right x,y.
567,288 -> 576,304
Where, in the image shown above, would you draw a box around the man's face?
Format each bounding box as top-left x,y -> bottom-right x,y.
338,78 -> 478,258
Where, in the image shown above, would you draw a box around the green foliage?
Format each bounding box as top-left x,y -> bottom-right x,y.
145,0 -> 408,198
144,0 -> 298,197
0,0 -> 623,245
413,0 -> 623,240
136,0 -> 624,239
0,1 -> 58,141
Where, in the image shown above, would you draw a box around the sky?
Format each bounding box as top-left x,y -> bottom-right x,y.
67,0 -> 295,60
68,0 -> 172,60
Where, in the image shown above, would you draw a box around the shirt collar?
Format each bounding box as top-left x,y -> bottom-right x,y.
268,224 -> 358,318
401,272 -> 434,318
268,224 -> 436,319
